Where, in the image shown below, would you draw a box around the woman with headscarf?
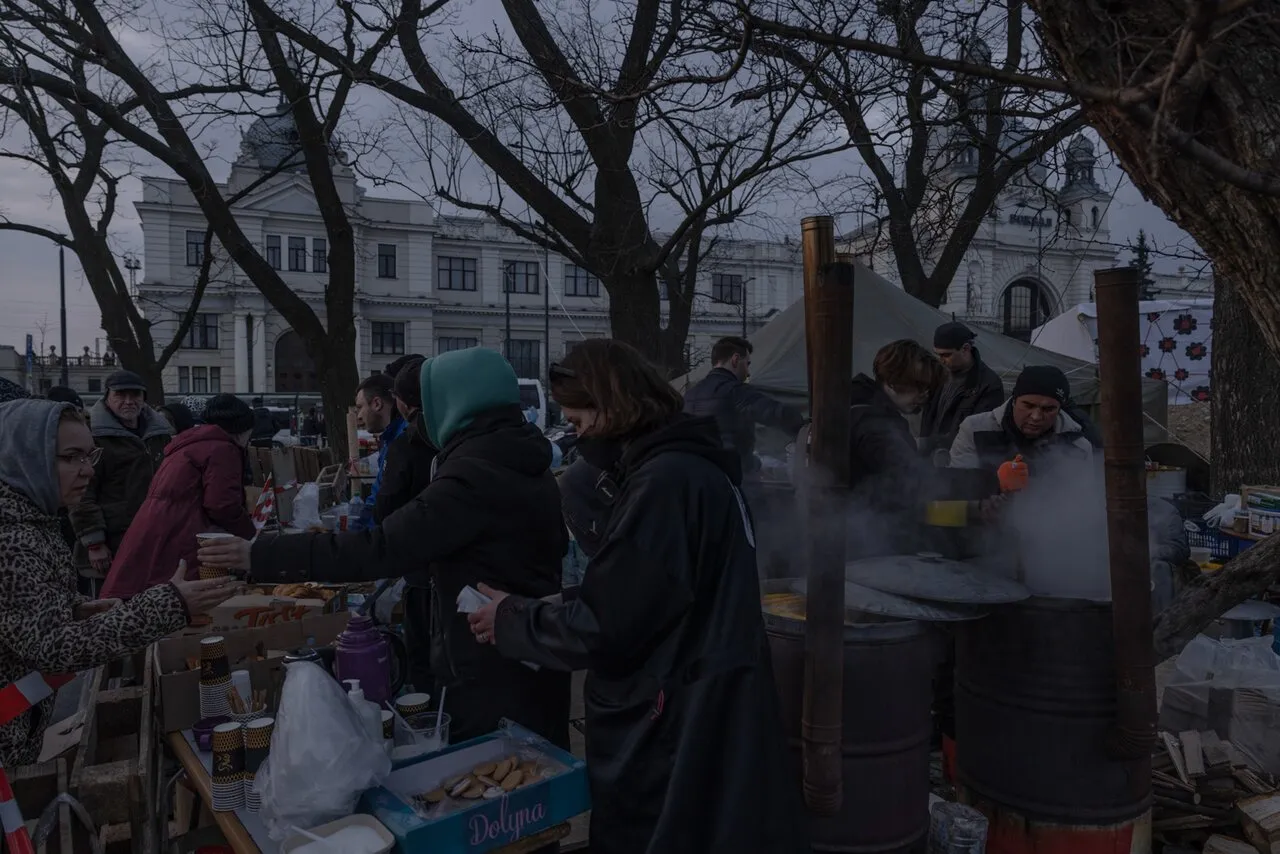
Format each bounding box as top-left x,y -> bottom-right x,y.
466,339 -> 805,854
0,400 -> 236,766
101,395 -> 257,600
197,348 -> 571,749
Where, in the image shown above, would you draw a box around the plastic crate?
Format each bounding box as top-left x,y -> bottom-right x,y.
1184,518 -> 1256,560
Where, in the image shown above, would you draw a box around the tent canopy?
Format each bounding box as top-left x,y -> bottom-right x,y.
675,263 -> 1168,428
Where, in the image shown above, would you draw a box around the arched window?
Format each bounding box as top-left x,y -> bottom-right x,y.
1091,206 -> 1100,229
1002,280 -> 1054,342
274,330 -> 318,393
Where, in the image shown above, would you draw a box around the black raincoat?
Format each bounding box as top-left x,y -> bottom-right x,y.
492,415 -> 806,854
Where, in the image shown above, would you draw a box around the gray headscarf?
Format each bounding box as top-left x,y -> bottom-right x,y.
0,399 -> 73,515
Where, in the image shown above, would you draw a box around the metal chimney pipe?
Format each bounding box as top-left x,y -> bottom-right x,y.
801,217 -> 837,402
798,244 -> 853,815
1092,266 -> 1157,761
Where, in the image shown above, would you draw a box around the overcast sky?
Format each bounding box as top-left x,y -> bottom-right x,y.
0,2 -> 1213,357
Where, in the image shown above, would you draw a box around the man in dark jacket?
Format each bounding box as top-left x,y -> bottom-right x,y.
201,348 -> 571,749
920,322 -> 1007,458
69,370 -> 172,587
683,336 -> 806,474
354,374 -> 406,509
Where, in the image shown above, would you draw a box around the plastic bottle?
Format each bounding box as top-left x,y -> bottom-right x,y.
344,679 -> 383,743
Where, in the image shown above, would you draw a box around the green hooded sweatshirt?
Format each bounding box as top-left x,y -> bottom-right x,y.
419,347 -> 521,448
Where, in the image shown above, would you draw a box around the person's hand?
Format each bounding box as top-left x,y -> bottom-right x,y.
979,495 -> 1007,524
467,583 -> 510,645
196,537 -> 253,572
87,544 -> 112,572
74,598 -> 121,620
170,561 -> 239,617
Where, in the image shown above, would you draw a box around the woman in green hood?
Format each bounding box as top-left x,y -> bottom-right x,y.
0,400 -> 238,767
198,348 -> 572,748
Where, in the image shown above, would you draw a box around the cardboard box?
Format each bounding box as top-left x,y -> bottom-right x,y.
152,611 -> 349,733
207,592 -> 342,632
359,723 -> 590,854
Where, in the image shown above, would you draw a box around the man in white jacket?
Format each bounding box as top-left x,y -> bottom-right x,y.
949,365 -> 1094,472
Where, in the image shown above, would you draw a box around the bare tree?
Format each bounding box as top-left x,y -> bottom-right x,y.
0,0 -> 405,453
249,0 -> 849,374
722,0 -> 1083,308
0,57 -> 218,401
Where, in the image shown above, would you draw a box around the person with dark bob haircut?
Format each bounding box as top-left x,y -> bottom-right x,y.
466,339 -> 805,854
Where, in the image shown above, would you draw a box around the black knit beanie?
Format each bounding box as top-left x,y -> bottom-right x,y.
934,321 -> 976,350
202,394 -> 255,434
1011,365 -> 1070,404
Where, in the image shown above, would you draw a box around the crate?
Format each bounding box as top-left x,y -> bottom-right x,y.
8,757 -> 95,853
69,647 -> 157,854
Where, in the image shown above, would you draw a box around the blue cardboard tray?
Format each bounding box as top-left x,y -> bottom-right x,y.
358,720 -> 590,853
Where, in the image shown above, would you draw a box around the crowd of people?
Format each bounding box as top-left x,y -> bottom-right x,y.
0,322 -> 1124,854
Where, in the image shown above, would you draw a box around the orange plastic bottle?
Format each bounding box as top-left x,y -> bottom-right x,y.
997,454 -> 1029,493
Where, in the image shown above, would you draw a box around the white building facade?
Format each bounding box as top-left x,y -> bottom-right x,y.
135,108 -> 804,397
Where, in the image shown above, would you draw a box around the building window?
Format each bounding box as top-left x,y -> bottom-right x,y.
371,321 -> 405,356
658,281 -> 669,301
564,264 -> 601,297
266,235 -> 282,269
185,230 -> 205,267
209,367 -> 222,393
503,261 -> 540,295
288,237 -> 307,272
177,366 -> 190,394
436,336 -> 478,354
192,366 -> 210,394
377,244 -> 397,279
1001,280 -> 1053,342
711,273 -> 744,305
505,339 -> 539,379
1091,206 -> 1100,229
39,378 -> 52,394
437,256 -> 478,291
312,238 -> 328,274
181,314 -> 219,350
87,377 -> 101,393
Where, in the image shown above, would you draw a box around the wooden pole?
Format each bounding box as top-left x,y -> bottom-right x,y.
801,217 -> 837,403
799,223 -> 853,816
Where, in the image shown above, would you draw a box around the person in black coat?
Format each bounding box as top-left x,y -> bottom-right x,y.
920,322 -> 1007,458
197,348 -> 571,749
467,339 -> 806,854
683,336 -> 806,475
377,355 -> 440,694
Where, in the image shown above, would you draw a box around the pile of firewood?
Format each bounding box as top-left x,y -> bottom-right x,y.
1154,729 -> 1280,853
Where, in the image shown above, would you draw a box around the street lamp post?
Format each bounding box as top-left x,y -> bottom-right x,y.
124,256 -> 141,294
58,245 -> 68,387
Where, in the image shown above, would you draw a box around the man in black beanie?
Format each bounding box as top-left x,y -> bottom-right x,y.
920,321 -> 1006,458
948,364 -> 1093,472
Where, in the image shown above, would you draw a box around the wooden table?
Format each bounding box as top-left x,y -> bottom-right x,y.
167,732 -> 572,853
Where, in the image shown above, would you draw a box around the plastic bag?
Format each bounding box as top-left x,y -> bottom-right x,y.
291,482 -> 322,530
255,661 -> 391,840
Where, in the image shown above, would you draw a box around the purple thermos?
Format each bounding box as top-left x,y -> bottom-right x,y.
334,614 -> 406,705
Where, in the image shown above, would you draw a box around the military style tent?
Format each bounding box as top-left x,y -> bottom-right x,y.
675,263 -> 1168,436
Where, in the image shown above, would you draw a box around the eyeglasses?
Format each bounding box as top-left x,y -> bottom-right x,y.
549,363 -> 577,382
58,447 -> 102,468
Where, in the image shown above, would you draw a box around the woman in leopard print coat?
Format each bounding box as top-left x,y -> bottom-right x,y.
0,400 -> 238,766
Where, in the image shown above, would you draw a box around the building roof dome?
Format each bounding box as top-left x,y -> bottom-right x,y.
240,102 -> 305,172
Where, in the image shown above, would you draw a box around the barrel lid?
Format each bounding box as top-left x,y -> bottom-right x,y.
790,578 -> 989,622
1221,599 -> 1280,621
844,553 -> 1032,605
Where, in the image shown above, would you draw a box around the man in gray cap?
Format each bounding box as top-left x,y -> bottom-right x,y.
920,321 -> 1006,458
69,370 -> 172,587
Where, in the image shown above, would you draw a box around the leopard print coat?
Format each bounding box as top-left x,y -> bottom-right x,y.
0,481 -> 188,766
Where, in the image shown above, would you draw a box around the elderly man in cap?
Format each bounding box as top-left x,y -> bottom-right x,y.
948,365 -> 1093,472
69,370 -> 172,586
920,321 -> 1006,459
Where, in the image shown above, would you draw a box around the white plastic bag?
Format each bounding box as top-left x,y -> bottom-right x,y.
291,482 -> 322,530
255,662 -> 391,840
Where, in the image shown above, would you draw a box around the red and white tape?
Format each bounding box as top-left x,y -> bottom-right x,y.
0,670 -> 74,854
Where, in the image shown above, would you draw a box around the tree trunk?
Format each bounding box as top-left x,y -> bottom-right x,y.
1212,276 -> 1280,495
605,269 -> 683,374
1027,0 -> 1280,650
313,337 -> 359,460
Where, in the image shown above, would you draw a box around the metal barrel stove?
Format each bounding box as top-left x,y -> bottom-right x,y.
954,597 -> 1152,854
764,581 -> 933,852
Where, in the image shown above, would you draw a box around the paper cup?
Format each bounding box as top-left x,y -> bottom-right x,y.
198,565 -> 231,580
381,710 -> 395,740
394,693 -> 430,717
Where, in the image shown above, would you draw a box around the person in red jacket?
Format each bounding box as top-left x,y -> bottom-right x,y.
101,395 -> 256,600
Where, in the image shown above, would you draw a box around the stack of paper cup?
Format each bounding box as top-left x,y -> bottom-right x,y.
393,693 -> 430,744
211,722 -> 245,811
242,717 -> 274,812
199,636 -> 232,719
197,532 -> 235,579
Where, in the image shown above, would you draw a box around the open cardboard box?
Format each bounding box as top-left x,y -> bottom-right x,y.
359,722 -> 589,854
152,611 -> 349,733
207,590 -> 344,632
